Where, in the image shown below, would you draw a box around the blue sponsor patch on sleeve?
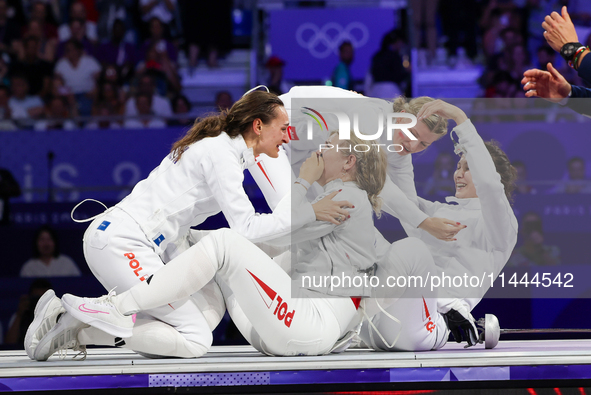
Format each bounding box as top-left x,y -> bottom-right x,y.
154,234 -> 165,246
97,221 -> 111,231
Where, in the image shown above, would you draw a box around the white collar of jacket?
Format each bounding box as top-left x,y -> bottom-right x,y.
230,133 -> 255,170
323,178 -> 356,192
445,196 -> 481,209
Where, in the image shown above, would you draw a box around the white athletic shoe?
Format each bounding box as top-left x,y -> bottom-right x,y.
24,290 -> 66,360
61,291 -> 134,338
34,312 -> 89,361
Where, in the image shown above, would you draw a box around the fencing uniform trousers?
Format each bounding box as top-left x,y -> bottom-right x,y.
81,208 -> 212,358
119,228 -> 360,356
359,237 -> 449,351
212,248 -> 293,354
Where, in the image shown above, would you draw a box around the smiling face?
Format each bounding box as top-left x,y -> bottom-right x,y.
254,106 -> 290,158
454,156 -> 478,199
391,117 -> 440,156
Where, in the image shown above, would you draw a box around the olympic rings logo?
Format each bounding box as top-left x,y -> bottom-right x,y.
295,22 -> 369,59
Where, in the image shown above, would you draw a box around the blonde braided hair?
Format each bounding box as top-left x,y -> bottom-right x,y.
331,132 -> 387,217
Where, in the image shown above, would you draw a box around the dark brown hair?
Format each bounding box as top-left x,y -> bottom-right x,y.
484,140 -> 517,204
170,91 -> 283,162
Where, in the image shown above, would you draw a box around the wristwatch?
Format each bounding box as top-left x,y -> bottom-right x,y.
560,42 -> 584,62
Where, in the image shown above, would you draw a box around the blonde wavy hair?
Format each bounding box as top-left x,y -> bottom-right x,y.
330,131 -> 387,217
392,96 -> 448,138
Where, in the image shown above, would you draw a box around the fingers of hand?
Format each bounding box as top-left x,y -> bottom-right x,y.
451,328 -> 462,343
550,11 -> 562,22
335,214 -> 346,223
464,324 -> 478,346
326,191 -> 339,199
523,84 -> 534,93
563,6 -> 572,22
416,107 -> 425,120
418,100 -> 442,120
544,15 -> 555,26
440,229 -> 457,241
327,216 -> 340,225
335,200 -> 352,208
417,100 -> 437,119
547,63 -> 564,80
523,68 -> 543,78
417,107 -> 433,120
336,208 -> 350,218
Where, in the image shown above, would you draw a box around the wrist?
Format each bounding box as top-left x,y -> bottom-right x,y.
560,42 -> 584,62
295,178 -> 311,190
418,217 -> 431,229
558,84 -> 573,106
563,83 -> 573,99
576,50 -> 589,69
453,114 -> 468,126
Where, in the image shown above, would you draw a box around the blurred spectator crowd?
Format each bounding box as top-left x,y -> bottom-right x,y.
393,0 -> 591,98
0,0 -> 233,131
0,0 -> 588,131
268,1 -> 591,103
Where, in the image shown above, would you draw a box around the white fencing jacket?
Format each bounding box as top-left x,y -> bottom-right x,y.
117,132 -> 315,255
279,85 -> 429,230
391,119 -> 518,311
270,179 -> 377,297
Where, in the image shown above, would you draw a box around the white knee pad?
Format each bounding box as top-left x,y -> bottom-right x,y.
125,319 -> 210,358
191,280 -> 226,331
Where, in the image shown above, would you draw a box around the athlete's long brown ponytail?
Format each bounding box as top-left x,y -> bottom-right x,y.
170,91 -> 284,162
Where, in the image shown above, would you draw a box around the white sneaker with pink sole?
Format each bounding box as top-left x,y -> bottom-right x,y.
61,291 -> 135,338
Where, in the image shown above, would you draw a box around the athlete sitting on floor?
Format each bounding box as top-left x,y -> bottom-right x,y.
361,100 -> 518,351
39,132 -> 420,356
24,89 -> 352,361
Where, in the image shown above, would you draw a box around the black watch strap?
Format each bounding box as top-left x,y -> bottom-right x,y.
560,42 -> 584,62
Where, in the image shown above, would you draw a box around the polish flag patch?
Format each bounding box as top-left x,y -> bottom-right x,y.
422,296 -> 431,321
287,126 -> 299,141
247,269 -> 277,309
